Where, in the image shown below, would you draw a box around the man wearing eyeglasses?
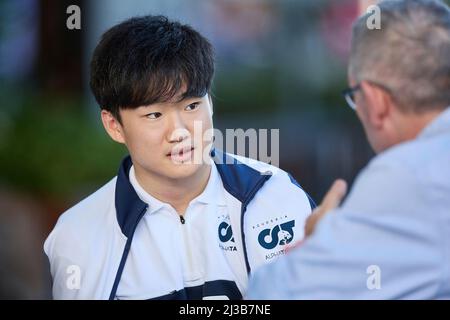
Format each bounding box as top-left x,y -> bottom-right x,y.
247,0 -> 450,299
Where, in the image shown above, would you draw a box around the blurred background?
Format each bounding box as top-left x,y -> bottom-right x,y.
2,0 -> 447,299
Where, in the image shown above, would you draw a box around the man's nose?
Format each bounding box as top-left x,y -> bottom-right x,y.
167,112 -> 190,143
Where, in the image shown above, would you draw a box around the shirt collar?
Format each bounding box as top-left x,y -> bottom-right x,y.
128,162 -> 227,215
191,163 -> 227,206
418,106 -> 450,139
129,166 -> 166,215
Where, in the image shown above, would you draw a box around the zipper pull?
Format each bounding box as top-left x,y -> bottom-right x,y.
179,215 -> 185,224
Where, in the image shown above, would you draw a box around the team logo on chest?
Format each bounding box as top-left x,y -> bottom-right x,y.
253,215 -> 295,249
252,215 -> 295,261
257,220 -> 295,249
217,215 -> 237,252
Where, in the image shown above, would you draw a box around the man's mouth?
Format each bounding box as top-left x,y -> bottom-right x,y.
167,146 -> 195,161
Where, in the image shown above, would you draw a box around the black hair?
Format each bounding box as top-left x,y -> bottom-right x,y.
90,15 -> 215,122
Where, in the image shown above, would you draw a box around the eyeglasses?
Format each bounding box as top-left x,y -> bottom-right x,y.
342,84 -> 361,110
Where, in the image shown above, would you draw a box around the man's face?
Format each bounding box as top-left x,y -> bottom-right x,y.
116,94 -> 214,180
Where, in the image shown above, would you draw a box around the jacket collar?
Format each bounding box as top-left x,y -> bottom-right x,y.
115,156 -> 148,238
211,149 -> 272,205
418,106 -> 450,140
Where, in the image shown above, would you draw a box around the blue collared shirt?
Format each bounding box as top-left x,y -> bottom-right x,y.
247,107 -> 450,299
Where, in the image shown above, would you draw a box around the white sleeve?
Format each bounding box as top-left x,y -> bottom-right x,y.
244,170 -> 314,275
44,225 -> 83,300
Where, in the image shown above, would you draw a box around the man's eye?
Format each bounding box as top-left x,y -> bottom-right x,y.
146,112 -> 162,119
185,103 -> 199,111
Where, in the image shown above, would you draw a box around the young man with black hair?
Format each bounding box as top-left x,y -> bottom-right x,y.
44,15 -> 314,300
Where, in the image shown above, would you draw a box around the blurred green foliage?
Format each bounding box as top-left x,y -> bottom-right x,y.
213,66 -> 280,115
0,94 -> 127,202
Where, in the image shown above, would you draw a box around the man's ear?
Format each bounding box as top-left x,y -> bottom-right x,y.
100,110 -> 126,144
360,81 -> 392,130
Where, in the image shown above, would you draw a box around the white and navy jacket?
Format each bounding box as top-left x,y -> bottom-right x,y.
44,150 -> 315,299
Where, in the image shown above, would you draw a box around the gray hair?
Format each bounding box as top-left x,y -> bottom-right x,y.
349,0 -> 450,113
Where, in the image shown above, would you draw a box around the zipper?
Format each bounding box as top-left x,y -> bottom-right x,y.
180,215 -> 185,224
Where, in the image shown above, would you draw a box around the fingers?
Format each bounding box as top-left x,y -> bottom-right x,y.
320,179 -> 348,213
304,211 -> 321,237
304,179 -> 348,238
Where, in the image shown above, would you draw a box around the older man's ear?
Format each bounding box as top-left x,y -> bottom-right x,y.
359,81 -> 393,130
